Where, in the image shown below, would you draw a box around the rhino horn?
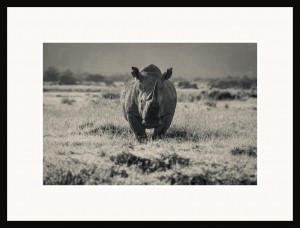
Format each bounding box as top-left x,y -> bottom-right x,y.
146,81 -> 158,102
152,81 -> 158,102
131,66 -> 143,81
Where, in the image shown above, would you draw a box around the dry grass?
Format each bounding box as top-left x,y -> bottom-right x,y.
43,84 -> 257,185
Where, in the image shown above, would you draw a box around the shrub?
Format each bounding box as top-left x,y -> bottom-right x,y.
86,74 -> 106,82
190,83 -> 198,89
208,75 -> 257,89
231,146 -> 257,157
110,152 -> 189,173
102,93 -> 120,99
105,81 -> 115,86
249,88 -> 257,98
59,70 -> 77,85
205,100 -> 217,107
209,90 -> 236,100
110,74 -> 131,82
85,74 -> 115,86
188,94 -> 202,102
178,81 -> 198,89
44,66 -> 59,82
178,81 -> 189,87
61,98 -> 76,105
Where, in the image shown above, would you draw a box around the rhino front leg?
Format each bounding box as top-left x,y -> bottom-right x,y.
153,113 -> 174,140
127,114 -> 147,141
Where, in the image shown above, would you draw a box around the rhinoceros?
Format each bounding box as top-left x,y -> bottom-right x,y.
120,64 -> 177,141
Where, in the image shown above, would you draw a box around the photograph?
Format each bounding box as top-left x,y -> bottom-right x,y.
43,43 -> 257,185
8,6 -> 293,220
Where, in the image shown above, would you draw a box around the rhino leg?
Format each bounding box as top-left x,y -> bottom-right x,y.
127,114 -> 147,141
152,113 -> 174,140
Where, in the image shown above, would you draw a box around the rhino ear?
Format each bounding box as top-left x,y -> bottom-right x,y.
131,66 -> 143,81
162,68 -> 172,81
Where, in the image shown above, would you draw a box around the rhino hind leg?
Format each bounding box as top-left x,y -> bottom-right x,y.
127,114 -> 147,142
152,113 -> 174,140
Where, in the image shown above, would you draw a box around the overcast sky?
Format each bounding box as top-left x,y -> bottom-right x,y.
43,43 -> 257,79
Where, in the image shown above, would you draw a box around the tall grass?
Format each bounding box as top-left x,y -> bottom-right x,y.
43,84 -> 257,185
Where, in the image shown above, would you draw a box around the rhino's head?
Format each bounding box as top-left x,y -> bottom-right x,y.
131,64 -> 172,129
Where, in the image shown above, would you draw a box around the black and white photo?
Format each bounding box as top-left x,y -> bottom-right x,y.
43,43 -> 257,185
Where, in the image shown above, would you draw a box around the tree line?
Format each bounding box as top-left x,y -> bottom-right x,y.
43,66 -> 131,85
44,66 -> 257,89
207,75 -> 257,89
43,67 -> 76,85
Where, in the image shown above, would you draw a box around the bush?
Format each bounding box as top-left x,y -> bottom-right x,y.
105,81 -> 115,86
178,81 -> 198,89
231,146 -> 257,157
59,70 -> 77,85
110,74 -> 131,82
86,74 -> 106,82
249,87 -> 257,98
205,100 -> 217,107
102,93 -> 120,99
209,90 -> 236,100
44,66 -> 59,82
61,98 -> 76,105
208,75 -> 257,89
188,94 -> 201,102
85,74 -> 116,86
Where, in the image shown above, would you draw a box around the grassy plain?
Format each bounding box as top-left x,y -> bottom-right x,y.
43,83 -> 257,185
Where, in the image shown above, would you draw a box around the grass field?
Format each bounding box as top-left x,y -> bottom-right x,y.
43,83 -> 257,185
